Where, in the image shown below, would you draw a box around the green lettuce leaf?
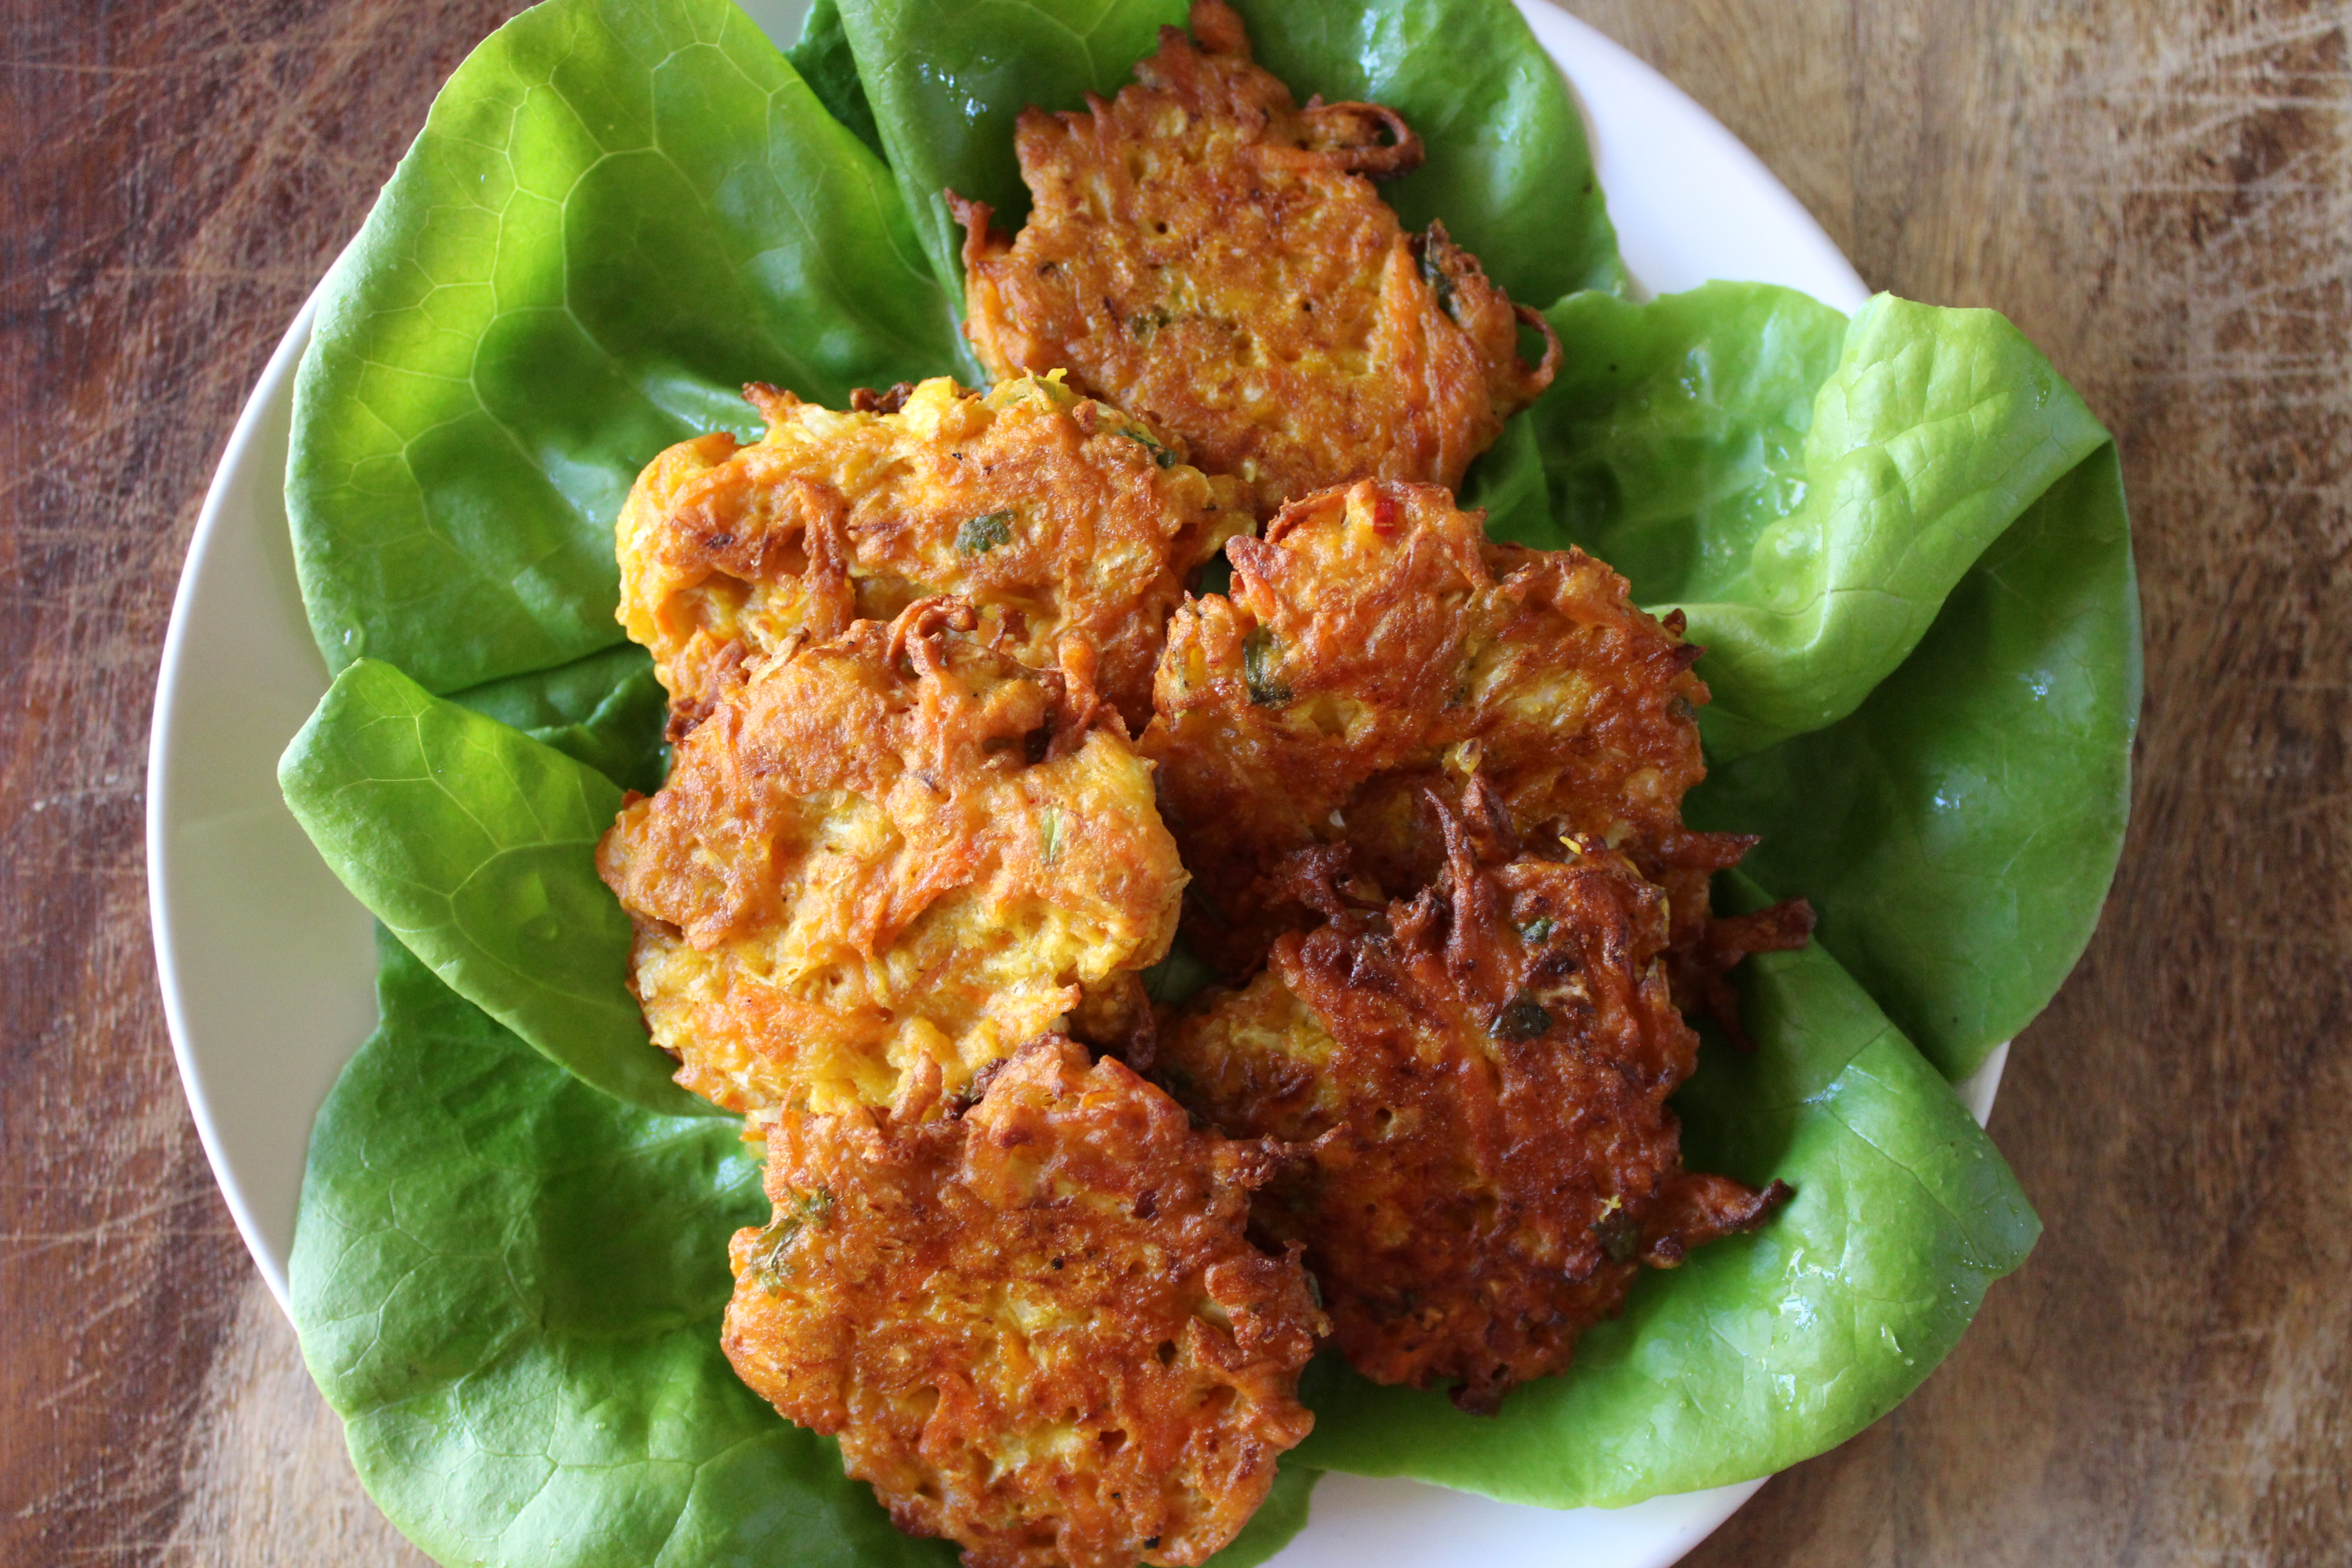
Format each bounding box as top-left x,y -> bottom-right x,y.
1473,282 -> 2137,1076
1142,933 -> 1218,1007
1289,875 -> 2040,1505
291,933 -> 950,1568
287,0 -> 962,696
292,933 -> 1319,1568
833,0 -> 1176,343
1237,0 -> 1620,302
1500,285 -> 2113,760
788,0 -> 884,158
449,641 -> 671,795
1691,448 -> 2141,1078
278,657 -> 701,1117
836,0 -> 1617,317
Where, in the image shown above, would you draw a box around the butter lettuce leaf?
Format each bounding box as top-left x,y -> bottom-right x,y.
1237,0 -> 1620,302
292,934 -> 1319,1568
1290,876 -> 2040,1505
1503,285 -> 2113,760
449,642 -> 671,796
287,0 -> 962,695
787,0 -> 884,158
291,934 -> 954,1568
278,658 -> 701,1117
836,0 -> 1617,316
834,0 -> 1177,342
1475,282 -> 2136,1075
1692,448 -> 2140,1077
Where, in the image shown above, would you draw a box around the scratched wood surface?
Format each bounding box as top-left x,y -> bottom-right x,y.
0,0 -> 2343,1563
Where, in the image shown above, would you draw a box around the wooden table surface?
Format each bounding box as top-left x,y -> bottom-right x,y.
3,0 -> 2343,1562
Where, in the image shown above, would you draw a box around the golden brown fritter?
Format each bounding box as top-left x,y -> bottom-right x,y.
598,599 -> 1184,1117
615,373 -> 1246,730
1156,805 -> 1788,1413
722,1036 -> 1324,1568
1140,477 -> 1808,1026
953,0 -> 1557,520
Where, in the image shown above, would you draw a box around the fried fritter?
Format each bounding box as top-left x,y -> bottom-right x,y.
598,599 -> 1184,1117
722,1036 -> 1323,1568
616,373 -> 1246,730
953,0 -> 1557,520
1156,806 -> 1788,1412
1140,477 -> 1808,1026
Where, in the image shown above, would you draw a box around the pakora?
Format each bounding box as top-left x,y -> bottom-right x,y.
615,373 -> 1246,730
953,0 -> 1558,519
1156,801 -> 1788,1412
722,1036 -> 1324,1568
598,598 -> 1184,1117
1140,477 -> 1810,1028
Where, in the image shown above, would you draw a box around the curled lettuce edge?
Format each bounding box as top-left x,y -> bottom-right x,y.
1693,443 -> 2139,1078
1479,280 -> 2138,1078
278,656 -> 710,1119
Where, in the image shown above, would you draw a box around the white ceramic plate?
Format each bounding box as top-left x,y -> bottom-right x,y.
146,5 -> 2004,1564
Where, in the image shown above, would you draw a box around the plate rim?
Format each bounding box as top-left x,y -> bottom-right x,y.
146,279 -> 332,1306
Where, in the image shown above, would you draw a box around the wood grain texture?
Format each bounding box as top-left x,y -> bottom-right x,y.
0,4 -> 517,1563
0,0 -> 2342,1564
